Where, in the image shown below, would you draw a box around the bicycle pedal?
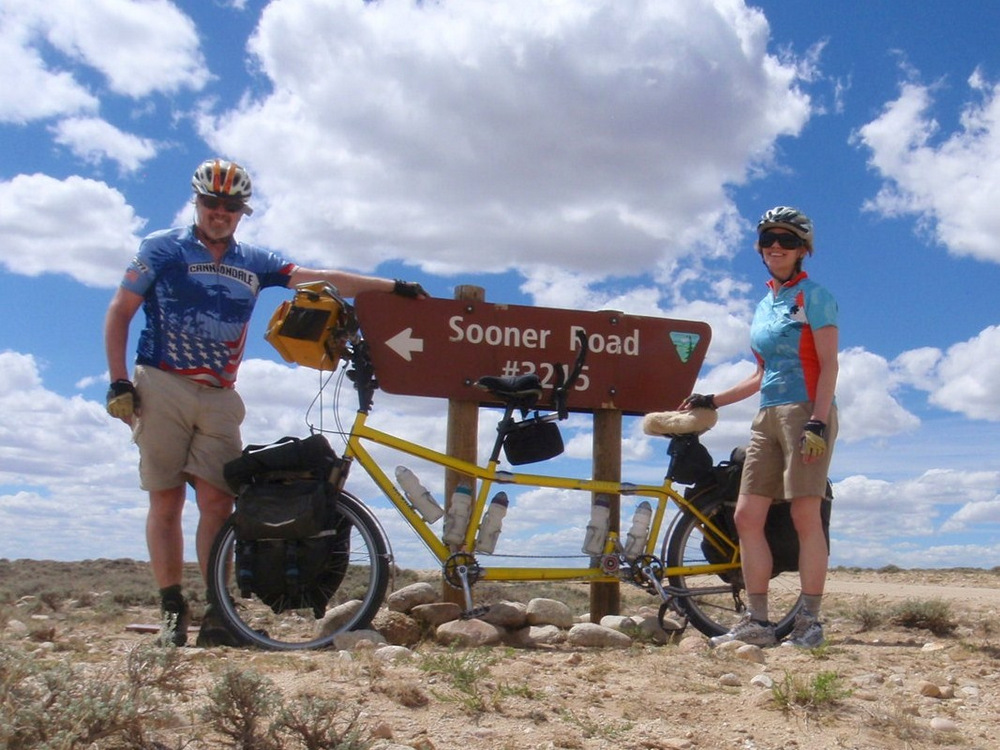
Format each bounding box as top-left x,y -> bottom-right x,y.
460,605 -> 491,620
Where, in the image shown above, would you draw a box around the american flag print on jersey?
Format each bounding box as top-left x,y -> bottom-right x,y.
120,225 -> 294,388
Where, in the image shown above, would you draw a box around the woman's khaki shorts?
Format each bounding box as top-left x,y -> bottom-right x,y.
739,403 -> 837,499
131,365 -> 245,493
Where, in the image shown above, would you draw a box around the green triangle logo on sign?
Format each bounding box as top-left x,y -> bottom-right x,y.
669,331 -> 701,363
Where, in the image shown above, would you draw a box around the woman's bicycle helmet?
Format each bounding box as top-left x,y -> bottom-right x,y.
757,206 -> 813,252
191,159 -> 254,214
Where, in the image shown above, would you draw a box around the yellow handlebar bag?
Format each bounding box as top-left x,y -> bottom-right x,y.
265,282 -> 347,371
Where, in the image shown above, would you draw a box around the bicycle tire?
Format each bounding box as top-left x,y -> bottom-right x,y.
206,490 -> 390,650
662,488 -> 801,638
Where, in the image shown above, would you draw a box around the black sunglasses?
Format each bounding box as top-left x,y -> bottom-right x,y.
198,194 -> 246,213
758,231 -> 805,250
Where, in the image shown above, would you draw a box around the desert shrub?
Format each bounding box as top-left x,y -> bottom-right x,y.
419,647 -> 506,712
851,595 -> 887,632
273,696 -> 372,750
201,667 -> 376,750
890,598 -> 956,636
771,669 -> 852,710
0,642 -> 189,749
202,667 -> 281,749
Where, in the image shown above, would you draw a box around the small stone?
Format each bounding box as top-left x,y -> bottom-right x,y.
918,680 -> 942,698
750,673 -> 774,689
719,673 -> 742,687
929,717 -> 958,732
735,644 -> 766,663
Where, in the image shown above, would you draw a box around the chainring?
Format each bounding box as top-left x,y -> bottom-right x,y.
443,552 -> 482,589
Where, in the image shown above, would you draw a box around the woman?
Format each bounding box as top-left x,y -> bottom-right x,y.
683,206 -> 838,648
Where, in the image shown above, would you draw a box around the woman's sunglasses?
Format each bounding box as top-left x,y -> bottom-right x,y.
758,231 -> 805,250
198,194 -> 246,213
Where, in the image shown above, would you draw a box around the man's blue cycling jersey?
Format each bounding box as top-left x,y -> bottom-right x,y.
750,271 -> 837,407
121,226 -> 294,388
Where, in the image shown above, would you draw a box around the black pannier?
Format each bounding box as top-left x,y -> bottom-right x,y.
222,434 -> 350,617
223,433 -> 343,493
688,447 -> 833,577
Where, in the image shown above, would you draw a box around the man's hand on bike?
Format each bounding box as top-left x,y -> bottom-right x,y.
800,419 -> 827,462
680,393 -> 716,411
392,280 -> 428,299
106,379 -> 139,421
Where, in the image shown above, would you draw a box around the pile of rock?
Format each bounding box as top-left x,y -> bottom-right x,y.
322,581 -> 689,653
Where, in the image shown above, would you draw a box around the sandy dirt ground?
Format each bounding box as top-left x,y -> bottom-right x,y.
5,565 -> 1000,750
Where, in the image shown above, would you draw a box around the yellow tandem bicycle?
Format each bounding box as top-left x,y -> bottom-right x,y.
206,285 -> 811,650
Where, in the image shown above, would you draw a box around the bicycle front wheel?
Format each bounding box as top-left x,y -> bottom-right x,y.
206,491 -> 390,651
662,490 -> 801,638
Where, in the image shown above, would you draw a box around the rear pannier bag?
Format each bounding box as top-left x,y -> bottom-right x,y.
222,434 -> 350,617
688,447 -> 832,577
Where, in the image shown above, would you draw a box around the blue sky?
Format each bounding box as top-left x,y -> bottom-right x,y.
3,0 -> 1000,570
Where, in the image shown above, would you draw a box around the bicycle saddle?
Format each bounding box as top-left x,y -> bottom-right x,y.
475,374 -> 543,407
641,408 -> 718,437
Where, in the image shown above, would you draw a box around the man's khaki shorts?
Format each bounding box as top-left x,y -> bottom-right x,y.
132,365 -> 245,493
739,403 -> 837,499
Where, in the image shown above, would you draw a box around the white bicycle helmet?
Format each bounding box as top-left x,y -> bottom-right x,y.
191,159 -> 253,215
757,206 -> 813,252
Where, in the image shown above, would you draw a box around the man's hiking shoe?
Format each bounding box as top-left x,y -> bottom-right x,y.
709,612 -> 777,648
196,605 -> 248,648
781,611 -> 825,648
158,594 -> 190,647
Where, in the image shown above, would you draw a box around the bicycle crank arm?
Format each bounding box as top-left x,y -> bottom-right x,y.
456,566 -> 491,620
643,567 -> 672,602
444,554 -> 491,620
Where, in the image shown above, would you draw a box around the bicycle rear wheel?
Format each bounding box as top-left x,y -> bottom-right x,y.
662,490 -> 800,638
206,491 -> 390,650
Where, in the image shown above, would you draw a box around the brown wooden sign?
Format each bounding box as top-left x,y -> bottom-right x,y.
354,293 -> 711,416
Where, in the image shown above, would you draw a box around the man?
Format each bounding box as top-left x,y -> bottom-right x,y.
104,158 -> 426,647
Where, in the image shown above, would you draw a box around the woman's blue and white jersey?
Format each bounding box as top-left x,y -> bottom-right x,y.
121,226 -> 294,388
750,271 -> 837,407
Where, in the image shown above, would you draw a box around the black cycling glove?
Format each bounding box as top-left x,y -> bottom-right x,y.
392,280 -> 428,298
682,393 -> 717,410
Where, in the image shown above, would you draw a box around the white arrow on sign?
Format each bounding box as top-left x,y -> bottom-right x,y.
385,328 -> 425,361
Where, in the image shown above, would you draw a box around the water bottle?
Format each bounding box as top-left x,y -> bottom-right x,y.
623,501 -> 652,559
581,496 -> 611,555
475,492 -> 509,554
395,466 -> 444,523
443,483 -> 474,545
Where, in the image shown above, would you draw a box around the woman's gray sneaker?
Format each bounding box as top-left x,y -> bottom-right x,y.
781,611 -> 825,648
709,612 -> 777,647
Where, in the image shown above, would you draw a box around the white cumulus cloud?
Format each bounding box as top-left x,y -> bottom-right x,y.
0,174 -> 146,287
198,0 -> 813,275
855,69 -> 1000,263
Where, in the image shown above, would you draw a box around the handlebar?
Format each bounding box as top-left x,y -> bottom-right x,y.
551,329 -> 588,419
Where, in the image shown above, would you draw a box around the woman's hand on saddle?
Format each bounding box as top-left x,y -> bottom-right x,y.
679,393 -> 716,411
